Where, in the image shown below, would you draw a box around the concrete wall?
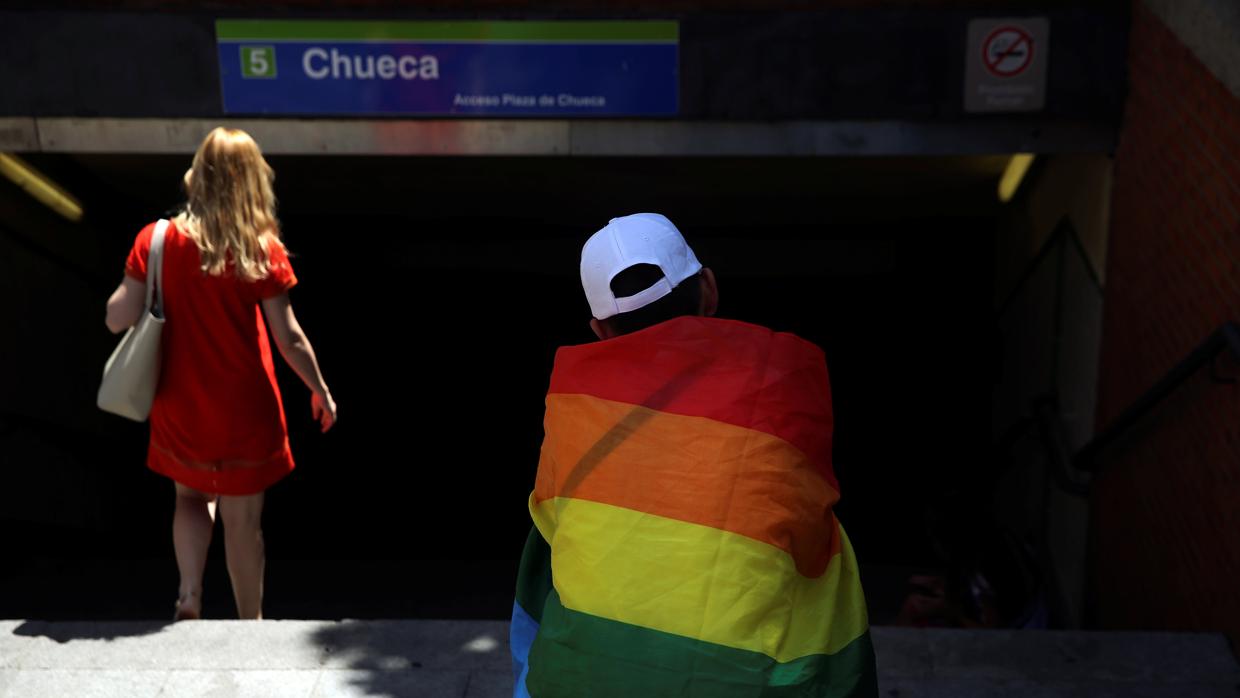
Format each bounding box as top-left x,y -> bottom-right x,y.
994,154 -> 1111,440
1091,0 -> 1240,645
991,153 -> 1111,628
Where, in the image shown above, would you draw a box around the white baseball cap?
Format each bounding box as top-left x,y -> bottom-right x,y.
580,213 -> 703,320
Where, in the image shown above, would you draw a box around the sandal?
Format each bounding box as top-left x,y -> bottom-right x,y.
174,591 -> 201,621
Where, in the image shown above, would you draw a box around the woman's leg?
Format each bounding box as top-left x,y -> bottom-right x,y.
173,482 -> 217,619
219,491 -> 265,619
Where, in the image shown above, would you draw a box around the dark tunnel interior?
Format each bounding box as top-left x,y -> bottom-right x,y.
1,153 -> 1005,621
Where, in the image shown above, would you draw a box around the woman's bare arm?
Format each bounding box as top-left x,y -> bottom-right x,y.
260,292 -> 336,431
105,277 -> 147,334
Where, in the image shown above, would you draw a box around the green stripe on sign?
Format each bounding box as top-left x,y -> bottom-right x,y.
527,590 -> 879,698
215,20 -> 678,43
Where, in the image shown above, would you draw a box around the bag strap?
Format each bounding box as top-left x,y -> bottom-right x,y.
145,219 -> 170,316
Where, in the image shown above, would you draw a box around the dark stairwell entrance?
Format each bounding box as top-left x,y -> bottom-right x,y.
2,153 -> 1003,621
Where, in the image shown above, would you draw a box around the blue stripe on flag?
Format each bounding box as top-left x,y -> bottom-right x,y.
510,600 -> 539,698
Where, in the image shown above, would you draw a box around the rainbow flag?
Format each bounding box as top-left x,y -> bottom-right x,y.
511,316 -> 877,697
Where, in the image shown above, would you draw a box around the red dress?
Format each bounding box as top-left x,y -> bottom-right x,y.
125,220 -> 297,495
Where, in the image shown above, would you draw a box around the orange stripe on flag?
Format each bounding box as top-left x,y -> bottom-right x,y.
548,317 -> 837,489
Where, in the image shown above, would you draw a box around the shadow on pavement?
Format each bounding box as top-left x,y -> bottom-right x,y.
12,619 -> 170,643
310,619 -> 512,697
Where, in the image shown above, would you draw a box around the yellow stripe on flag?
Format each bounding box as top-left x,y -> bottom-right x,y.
530,494 -> 869,663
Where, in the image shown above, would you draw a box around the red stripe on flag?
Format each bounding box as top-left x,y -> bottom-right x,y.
549,316 -> 837,489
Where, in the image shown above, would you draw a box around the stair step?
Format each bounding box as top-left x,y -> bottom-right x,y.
2,621 -> 1236,697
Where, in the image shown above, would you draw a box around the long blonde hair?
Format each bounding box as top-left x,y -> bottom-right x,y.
178,128 -> 284,282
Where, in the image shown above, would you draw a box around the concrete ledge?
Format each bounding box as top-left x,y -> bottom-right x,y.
0,117 -> 1116,156
2,621 -> 1237,697
1,619 -> 511,698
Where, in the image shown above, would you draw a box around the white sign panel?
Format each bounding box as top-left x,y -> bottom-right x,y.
964,17 -> 1049,113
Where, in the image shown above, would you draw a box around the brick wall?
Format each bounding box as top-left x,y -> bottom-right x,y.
1092,0 -> 1240,644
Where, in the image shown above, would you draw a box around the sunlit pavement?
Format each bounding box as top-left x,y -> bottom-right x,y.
0,619 -> 511,697
1,620 -> 1238,697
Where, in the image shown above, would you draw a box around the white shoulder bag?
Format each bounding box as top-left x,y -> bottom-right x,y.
97,219 -> 169,421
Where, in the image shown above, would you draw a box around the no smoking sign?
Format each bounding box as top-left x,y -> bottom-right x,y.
965,17 -> 1048,112
984,26 -> 1034,77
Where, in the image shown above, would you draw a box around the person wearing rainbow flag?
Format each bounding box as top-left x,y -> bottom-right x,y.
510,213 -> 878,697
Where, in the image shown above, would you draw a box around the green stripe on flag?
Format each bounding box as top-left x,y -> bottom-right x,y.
527,590 -> 878,698
215,20 -> 678,43
514,525 -> 554,623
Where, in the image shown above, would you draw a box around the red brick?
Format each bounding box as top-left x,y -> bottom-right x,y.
1094,1 -> 1240,645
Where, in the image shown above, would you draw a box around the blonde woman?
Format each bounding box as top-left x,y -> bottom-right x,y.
105,128 -> 335,620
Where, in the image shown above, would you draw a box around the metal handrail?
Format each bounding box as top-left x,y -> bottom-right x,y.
1031,397 -> 1092,496
1072,322 -> 1240,472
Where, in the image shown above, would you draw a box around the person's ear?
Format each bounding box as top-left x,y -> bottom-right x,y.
590,318 -> 615,340
699,268 -> 719,317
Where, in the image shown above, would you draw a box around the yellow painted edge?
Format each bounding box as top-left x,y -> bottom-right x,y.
0,153 -> 83,222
